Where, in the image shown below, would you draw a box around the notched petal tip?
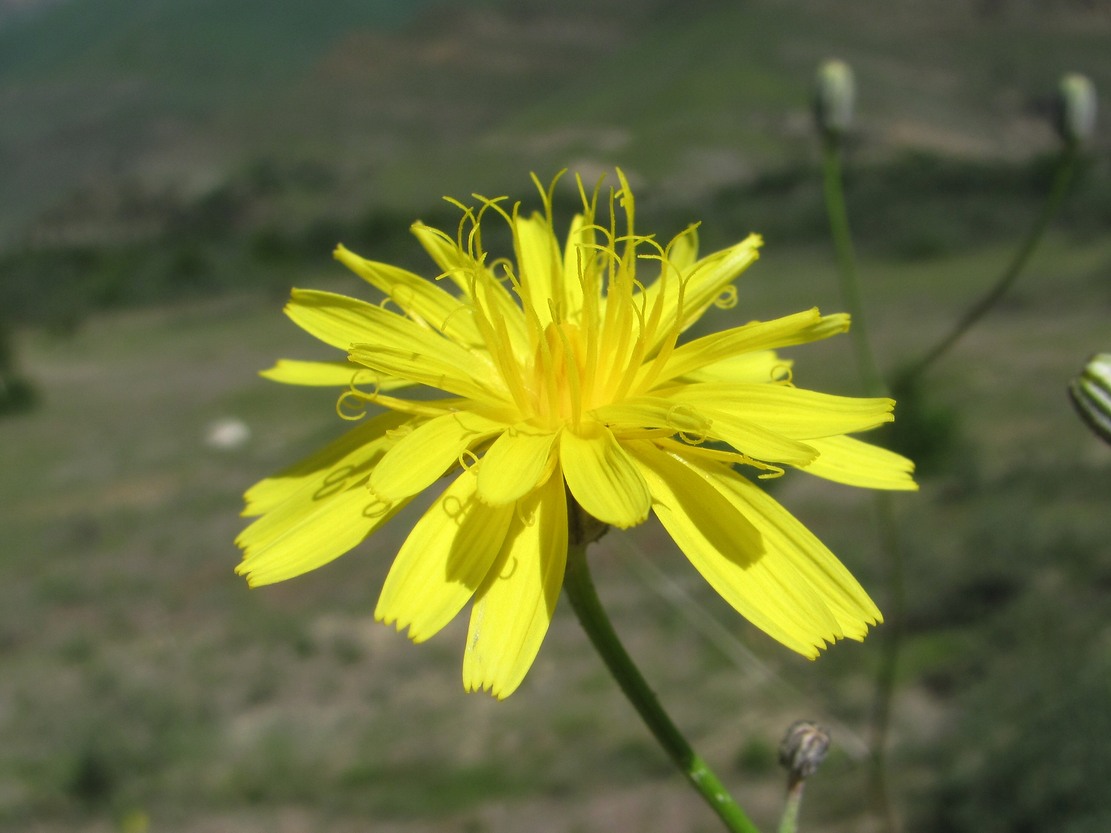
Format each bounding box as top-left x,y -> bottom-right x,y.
470,674 -> 521,700
799,643 -> 823,661
373,609 -> 429,644
463,677 -> 509,700
808,605 -> 883,654
234,561 -> 271,589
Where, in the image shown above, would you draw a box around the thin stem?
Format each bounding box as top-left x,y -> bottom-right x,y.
563,537 -> 763,833
901,146 -> 1079,383
820,133 -> 903,833
821,135 -> 886,397
777,779 -> 805,833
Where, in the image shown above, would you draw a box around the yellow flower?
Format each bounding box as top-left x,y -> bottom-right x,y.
237,171 -> 916,699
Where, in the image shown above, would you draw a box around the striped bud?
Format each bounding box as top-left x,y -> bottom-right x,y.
1069,352 -> 1111,445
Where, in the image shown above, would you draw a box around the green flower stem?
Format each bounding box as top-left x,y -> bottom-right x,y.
902,146 -> 1079,383
821,137 -> 1079,830
776,779 -> 805,833
821,135 -> 886,398
820,133 -> 903,832
563,539 -> 763,833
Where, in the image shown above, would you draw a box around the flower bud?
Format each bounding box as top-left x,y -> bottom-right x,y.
1054,73 -> 1097,147
1069,352 -> 1111,445
814,60 -> 855,138
778,720 -> 831,782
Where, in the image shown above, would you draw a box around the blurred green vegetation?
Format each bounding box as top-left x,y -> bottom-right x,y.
1,1 -> 1110,832
6,151 -> 1111,333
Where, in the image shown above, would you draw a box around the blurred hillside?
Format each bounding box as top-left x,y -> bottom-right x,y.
2,0 -> 1110,330
2,0 -> 1109,252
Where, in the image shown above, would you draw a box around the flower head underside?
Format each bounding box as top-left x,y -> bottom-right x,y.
237,171 -> 917,698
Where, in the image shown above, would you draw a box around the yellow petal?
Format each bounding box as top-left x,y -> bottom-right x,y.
463,471 -> 567,699
409,220 -> 483,293
593,398 -> 819,467
663,383 -> 895,439
697,409 -> 820,465
590,398 -> 710,436
375,468 -> 514,643
236,484 -> 404,587
347,342 -> 502,403
641,233 -> 762,354
715,467 -> 882,639
242,411 -> 408,517
287,289 -> 499,401
514,213 -> 562,328
801,436 -> 918,490
259,359 -> 411,389
289,290 -> 488,393
625,441 -> 762,560
560,213 -> 588,320
653,309 -> 850,385
476,428 -> 559,506
333,244 -> 483,347
368,411 -> 505,502
665,222 -> 699,274
681,351 -> 792,384
676,234 -> 761,325
560,422 -> 651,528
627,442 -> 848,658
284,289 -> 388,351
410,221 -> 529,358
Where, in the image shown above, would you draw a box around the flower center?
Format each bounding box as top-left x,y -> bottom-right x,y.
531,320 -> 589,428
